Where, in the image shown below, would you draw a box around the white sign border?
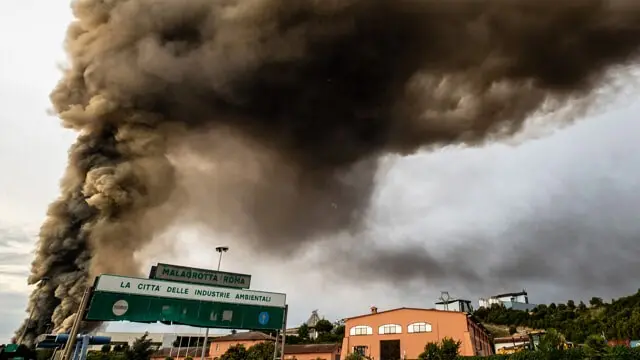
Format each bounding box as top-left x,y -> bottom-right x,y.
95,274 -> 286,307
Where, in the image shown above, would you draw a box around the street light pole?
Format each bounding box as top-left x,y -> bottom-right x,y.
216,246 -> 229,271
200,246 -> 229,360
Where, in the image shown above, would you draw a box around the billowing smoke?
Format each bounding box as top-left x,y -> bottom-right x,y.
17,0 -> 640,344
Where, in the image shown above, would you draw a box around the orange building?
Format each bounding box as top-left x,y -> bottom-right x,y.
283,344 -> 341,360
341,307 -> 493,359
208,332 -> 276,359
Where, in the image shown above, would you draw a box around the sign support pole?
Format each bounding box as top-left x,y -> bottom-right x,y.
280,305 -> 288,360
272,330 -> 279,360
62,287 -> 92,360
199,328 -> 209,360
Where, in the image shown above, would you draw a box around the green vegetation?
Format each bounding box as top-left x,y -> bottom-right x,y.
219,320 -> 344,359
419,338 -> 461,360
124,333 -> 157,360
464,347 -> 640,359
419,333 -> 640,359
219,342 -> 277,360
344,353 -> 371,360
84,333 -> 155,360
262,319 -> 345,345
473,289 -> 640,343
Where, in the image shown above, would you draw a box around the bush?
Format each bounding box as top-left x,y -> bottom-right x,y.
461,346 -> 640,359
419,338 -> 461,360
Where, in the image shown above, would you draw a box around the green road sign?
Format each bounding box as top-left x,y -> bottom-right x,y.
151,263 -> 252,289
85,274 -> 286,330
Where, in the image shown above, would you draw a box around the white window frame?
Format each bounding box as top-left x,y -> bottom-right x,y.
353,345 -> 368,356
407,322 -> 433,333
349,325 -> 373,336
378,324 -> 402,335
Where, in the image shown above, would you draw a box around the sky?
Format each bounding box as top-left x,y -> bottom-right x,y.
2,0 -> 640,343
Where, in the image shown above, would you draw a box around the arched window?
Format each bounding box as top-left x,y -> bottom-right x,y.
408,322 -> 432,333
349,325 -> 373,336
378,324 -> 402,335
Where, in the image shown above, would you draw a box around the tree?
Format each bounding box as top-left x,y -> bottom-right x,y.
537,329 -> 565,353
439,338 -> 460,360
418,343 -> 439,360
247,342 -> 274,360
113,345 -> 125,352
418,338 -> 460,360
344,353 -> 367,360
220,344 -> 248,360
472,289 -> 640,343
101,345 -> 112,353
124,333 -> 156,360
567,300 -> 576,310
590,297 -> 604,307
314,319 -> 334,334
509,325 -> 518,335
584,334 -> 607,359
297,323 -> 310,341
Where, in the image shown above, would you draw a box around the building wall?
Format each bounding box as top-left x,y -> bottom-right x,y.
283,352 -> 337,360
435,301 -> 473,313
341,308 -> 491,359
496,294 -> 527,303
466,318 -> 492,356
209,339 -> 270,359
479,294 -> 531,310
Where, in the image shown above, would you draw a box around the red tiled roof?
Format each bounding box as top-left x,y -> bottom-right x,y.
284,344 -> 341,354
344,307 -> 466,320
212,332 -> 275,342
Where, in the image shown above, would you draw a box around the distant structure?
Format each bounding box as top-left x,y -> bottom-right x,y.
85,331 -> 208,351
434,291 -> 474,313
435,299 -> 474,313
479,290 -> 537,311
307,309 -> 322,339
285,309 -> 325,339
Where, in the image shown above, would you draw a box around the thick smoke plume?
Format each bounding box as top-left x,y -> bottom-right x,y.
17,0 -> 640,344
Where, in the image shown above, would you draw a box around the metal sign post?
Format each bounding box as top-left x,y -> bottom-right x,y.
61,288 -> 92,360
280,305 -> 288,360
272,330 -> 279,360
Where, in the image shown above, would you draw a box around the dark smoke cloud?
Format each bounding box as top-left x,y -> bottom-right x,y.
323,122 -> 640,300
18,0 -> 640,344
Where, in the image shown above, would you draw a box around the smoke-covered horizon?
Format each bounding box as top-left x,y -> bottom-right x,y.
16,0 -> 640,345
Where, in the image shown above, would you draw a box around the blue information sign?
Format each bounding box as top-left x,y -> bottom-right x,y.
258,312 -> 270,325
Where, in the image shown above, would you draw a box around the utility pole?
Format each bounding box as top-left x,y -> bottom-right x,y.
200,246 -> 229,360
19,277 -> 50,345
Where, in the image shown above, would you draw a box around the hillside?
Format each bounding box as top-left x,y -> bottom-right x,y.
473,290 -> 640,343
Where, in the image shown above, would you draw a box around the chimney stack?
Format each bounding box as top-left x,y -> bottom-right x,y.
370,306 -> 378,314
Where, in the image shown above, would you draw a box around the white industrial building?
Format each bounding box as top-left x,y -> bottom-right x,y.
478,290 -> 537,311
87,331 -> 209,351
435,299 -> 474,313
